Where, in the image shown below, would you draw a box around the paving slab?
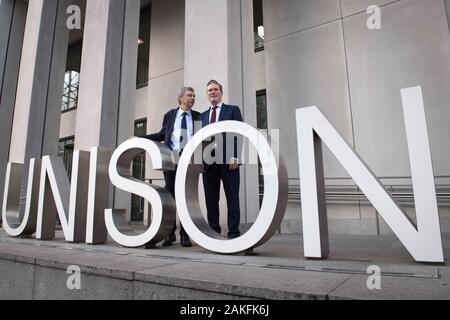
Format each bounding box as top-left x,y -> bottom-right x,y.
0,243 -> 76,264
133,281 -> 245,300
135,261 -> 351,300
1,229 -> 450,300
328,273 -> 450,300
35,252 -> 180,280
33,265 -> 134,300
0,259 -> 35,300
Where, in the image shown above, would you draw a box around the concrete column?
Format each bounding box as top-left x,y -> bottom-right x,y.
4,0 -> 70,224
74,0 -> 126,152
0,0 -> 14,93
240,0 -> 260,224
75,0 -> 138,220
0,0 -> 27,224
114,0 -> 140,219
445,0 -> 450,35
41,0 -> 71,157
184,0 -> 259,225
9,0 -> 69,163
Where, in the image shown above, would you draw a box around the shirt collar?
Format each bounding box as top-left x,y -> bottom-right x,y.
177,108 -> 192,117
210,102 -> 223,110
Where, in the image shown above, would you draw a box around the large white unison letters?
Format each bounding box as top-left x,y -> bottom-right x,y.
1,86 -> 444,263
296,86 -> 443,263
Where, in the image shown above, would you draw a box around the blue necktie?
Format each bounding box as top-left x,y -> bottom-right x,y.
180,112 -> 188,148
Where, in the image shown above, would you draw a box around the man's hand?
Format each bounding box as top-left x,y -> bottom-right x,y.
228,159 -> 239,171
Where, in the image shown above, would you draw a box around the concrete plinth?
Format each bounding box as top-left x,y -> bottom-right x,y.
1,230 -> 449,300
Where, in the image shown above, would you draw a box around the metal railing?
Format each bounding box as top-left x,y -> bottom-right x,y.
260,184 -> 450,207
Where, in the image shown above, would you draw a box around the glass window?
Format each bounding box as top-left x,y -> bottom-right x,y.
253,0 -> 264,52
63,35 -> 83,112
58,137 -> 75,179
131,119 -> 147,223
61,70 -> 80,112
256,90 -> 268,130
256,90 -> 268,204
136,7 -> 151,88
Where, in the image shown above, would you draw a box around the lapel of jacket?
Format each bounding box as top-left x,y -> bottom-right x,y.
167,108 -> 178,139
219,104 -> 228,122
190,111 -> 197,127
202,110 -> 209,127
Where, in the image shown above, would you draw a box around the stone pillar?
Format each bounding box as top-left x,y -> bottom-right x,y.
74,0 -> 126,152
0,0 -> 26,224
8,0 -> 69,163
4,0 -> 69,219
75,0 -> 137,221
0,0 -> 14,93
184,0 -> 260,225
445,0 -> 450,35
41,0 -> 71,157
114,0 -> 140,219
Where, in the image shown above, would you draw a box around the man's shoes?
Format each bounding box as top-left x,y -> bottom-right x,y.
145,243 -> 156,249
162,234 -> 176,247
181,235 -> 192,247
227,233 -> 241,239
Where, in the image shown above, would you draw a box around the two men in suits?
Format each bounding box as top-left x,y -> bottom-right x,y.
144,81 -> 244,246
202,80 -> 243,239
144,87 -> 201,247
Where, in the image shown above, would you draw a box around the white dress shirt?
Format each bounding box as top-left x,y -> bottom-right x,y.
208,102 -> 224,123
171,108 -> 194,151
207,102 -> 238,163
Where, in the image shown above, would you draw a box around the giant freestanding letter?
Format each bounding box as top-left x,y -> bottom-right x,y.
296,86 -> 443,263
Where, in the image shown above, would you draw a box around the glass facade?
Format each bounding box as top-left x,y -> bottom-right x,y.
61,70 -> 80,112
58,136 -> 75,179
253,0 -> 264,52
136,6 -> 151,88
256,90 -> 267,203
256,89 -> 267,130
131,119 -> 147,223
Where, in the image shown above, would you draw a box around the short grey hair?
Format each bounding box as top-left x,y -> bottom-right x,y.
207,80 -> 223,93
177,86 -> 195,105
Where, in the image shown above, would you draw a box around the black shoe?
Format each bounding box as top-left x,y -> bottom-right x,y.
181,235 -> 192,247
145,243 -> 156,249
162,234 -> 176,247
227,233 -> 241,239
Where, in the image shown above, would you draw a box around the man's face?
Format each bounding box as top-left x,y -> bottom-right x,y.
207,84 -> 223,106
180,90 -> 196,109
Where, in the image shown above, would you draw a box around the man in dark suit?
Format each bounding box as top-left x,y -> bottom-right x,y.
202,80 -> 243,239
145,87 -> 201,247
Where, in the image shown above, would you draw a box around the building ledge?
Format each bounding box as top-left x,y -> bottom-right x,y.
0,230 -> 449,300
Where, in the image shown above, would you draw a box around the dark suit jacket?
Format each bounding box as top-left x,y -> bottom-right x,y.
145,108 -> 201,150
201,104 -> 243,163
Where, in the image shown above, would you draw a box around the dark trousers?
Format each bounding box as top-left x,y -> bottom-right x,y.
202,164 -> 241,238
164,169 -> 188,239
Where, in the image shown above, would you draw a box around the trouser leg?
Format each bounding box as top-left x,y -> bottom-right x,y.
220,165 -> 241,238
202,164 -> 222,234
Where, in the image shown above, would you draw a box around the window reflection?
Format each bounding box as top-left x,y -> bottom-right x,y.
254,0 -> 264,52
61,70 -> 80,112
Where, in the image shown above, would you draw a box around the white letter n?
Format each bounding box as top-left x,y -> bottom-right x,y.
296,86 -> 443,263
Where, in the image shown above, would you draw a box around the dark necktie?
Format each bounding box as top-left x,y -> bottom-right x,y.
209,107 -> 219,159
180,112 -> 188,147
210,106 -> 218,124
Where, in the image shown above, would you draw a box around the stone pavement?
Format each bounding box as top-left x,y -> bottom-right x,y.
0,229 -> 449,300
